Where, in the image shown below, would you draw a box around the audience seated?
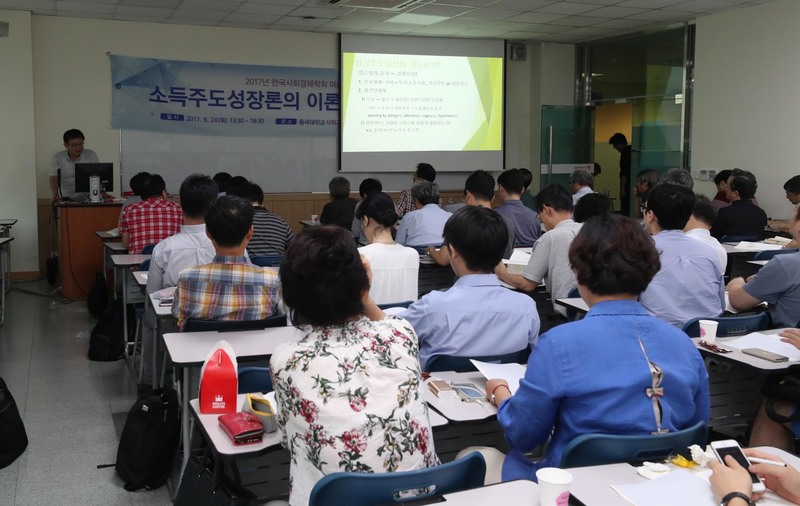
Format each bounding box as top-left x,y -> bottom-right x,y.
400,206 -> 539,371
495,169 -> 542,247
711,169 -> 768,239
396,181 -> 451,247
172,196 -> 280,329
711,169 -> 733,210
428,170 -> 514,265
640,183 -> 725,327
230,181 -> 294,256
684,194 -> 727,272
767,175 -> 800,235
212,172 -> 232,196
118,173 -> 183,254
496,184 -> 581,319
142,174 -> 217,382
573,193 -> 612,223
397,162 -> 436,218
271,226 -> 438,505
518,168 -> 536,211
663,167 -> 694,189
351,177 -> 383,244
483,213 -> 709,480
727,203 -> 800,327
320,176 -> 358,230
118,171 -> 151,221
356,192 -> 419,304
569,169 -> 595,205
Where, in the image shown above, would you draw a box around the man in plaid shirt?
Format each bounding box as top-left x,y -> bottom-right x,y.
172,195 -> 281,329
118,174 -> 183,254
396,162 -> 436,218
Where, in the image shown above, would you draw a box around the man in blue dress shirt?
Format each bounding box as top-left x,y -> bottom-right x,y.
395,181 -> 451,247
400,206 -> 540,371
639,182 -> 725,327
495,169 -> 542,247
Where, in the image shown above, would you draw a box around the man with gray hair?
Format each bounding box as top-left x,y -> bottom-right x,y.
664,168 -> 694,189
396,181 -> 452,247
569,169 -> 595,205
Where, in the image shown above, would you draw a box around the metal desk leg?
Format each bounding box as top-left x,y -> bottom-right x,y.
179,366 -> 191,491
122,268 -> 130,357
0,245 -> 6,326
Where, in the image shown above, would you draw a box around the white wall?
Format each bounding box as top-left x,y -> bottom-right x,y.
0,10 -> 38,273
693,0 -> 800,220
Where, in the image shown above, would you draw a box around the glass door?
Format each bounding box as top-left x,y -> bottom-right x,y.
539,105 -> 595,189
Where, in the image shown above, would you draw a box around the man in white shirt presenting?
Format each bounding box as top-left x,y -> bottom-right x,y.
49,128 -> 99,203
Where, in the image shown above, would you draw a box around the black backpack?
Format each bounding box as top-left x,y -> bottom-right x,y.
116,387 -> 181,491
0,376 -> 29,469
87,272 -> 109,319
87,299 -> 132,361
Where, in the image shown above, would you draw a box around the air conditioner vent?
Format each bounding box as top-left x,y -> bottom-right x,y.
329,0 -> 423,12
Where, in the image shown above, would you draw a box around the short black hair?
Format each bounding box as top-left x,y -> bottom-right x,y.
355,192 -> 398,228
645,182 -> 695,230
464,170 -> 495,202
729,169 -> 758,200
411,181 -> 440,206
358,178 -> 382,198
536,183 -> 573,213
204,196 -> 254,248
443,206 -> 507,273
663,168 -> 694,190
63,129 -> 85,144
593,162 -> 602,176
179,174 -> 218,219
573,193 -> 612,223
691,194 -> 717,227
241,182 -> 264,205
570,169 -> 593,188
213,172 -> 232,193
280,226 -> 368,327
636,169 -> 659,190
140,174 -> 166,199
328,176 -> 351,199
497,168 -> 524,195
129,172 -> 151,196
569,213 -> 660,296
518,168 -> 533,189
416,163 -> 436,182
608,132 -> 627,146
714,169 -> 733,185
784,176 -> 800,194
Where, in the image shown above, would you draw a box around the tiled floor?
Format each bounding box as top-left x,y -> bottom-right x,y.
0,281 -> 172,506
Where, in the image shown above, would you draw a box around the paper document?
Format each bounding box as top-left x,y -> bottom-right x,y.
734,241 -> 782,251
765,236 -> 792,245
725,332 -> 800,361
611,469 -> 716,506
503,249 -> 531,265
470,361 -> 526,394
153,286 -> 176,300
105,227 -> 119,236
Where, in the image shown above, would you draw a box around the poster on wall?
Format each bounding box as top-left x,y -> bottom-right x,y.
110,54 -> 339,137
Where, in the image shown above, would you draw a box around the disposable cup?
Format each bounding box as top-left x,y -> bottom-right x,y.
699,319 -> 719,344
536,467 -> 573,506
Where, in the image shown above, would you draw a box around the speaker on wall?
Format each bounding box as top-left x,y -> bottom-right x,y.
510,43 -> 526,61
0,21 -> 9,38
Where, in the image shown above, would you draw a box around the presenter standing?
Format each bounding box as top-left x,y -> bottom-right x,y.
49,129 -> 99,203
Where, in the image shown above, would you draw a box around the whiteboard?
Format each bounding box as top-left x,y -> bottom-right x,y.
119,130 -> 338,193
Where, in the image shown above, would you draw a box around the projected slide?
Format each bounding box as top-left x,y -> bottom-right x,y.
342,53 -> 503,153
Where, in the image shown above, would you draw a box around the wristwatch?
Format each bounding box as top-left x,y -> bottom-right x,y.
720,491 -> 753,506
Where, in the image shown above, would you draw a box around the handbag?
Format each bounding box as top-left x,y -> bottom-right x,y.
174,456 -> 258,506
218,412 -> 264,446
0,376 -> 28,469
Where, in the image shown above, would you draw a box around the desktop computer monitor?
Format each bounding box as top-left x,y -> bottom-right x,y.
75,163 -> 114,192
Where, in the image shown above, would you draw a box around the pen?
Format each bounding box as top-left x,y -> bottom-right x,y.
749,457 -> 787,467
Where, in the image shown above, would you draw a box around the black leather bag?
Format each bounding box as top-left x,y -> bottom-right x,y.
174,456 -> 258,506
0,376 -> 29,469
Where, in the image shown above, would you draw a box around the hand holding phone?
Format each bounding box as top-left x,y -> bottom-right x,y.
710,440 -> 765,494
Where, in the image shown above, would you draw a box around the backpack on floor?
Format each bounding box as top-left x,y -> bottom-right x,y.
87,299 -> 131,362
0,376 -> 28,469
87,272 -> 109,319
115,387 -> 181,491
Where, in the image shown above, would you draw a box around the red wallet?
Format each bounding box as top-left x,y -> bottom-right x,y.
218,412 -> 265,445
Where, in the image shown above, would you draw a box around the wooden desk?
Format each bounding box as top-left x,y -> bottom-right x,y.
57,202 -> 121,298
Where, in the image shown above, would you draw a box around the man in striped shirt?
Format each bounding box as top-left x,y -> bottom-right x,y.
172,196 -> 281,329
230,181 -> 294,256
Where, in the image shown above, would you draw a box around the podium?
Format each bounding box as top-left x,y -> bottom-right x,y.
56,202 -> 121,299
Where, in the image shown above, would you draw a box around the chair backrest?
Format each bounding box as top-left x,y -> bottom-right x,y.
426,349 -> 528,373
250,255 -> 283,267
309,452 -> 486,506
183,313 -> 287,333
565,286 -> 581,322
719,235 -> 762,243
238,366 -> 273,393
682,313 -> 770,338
559,421 -> 707,468
754,248 -> 798,261
377,301 -> 414,310
412,245 -> 442,255
141,244 -> 156,255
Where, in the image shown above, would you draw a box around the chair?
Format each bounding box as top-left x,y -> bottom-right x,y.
412,245 -> 441,255
564,286 -> 582,322
719,235 -> 762,243
426,349 -> 528,373
378,300 -> 414,310
308,452 -> 486,506
183,313 -> 287,333
682,313 -> 770,338
250,255 -> 283,267
559,421 -> 707,468
238,366 -> 272,393
754,248 -> 798,261
141,244 -> 156,255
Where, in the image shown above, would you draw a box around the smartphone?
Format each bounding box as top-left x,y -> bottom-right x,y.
158,297 -> 174,307
710,440 -> 765,493
427,380 -> 453,397
742,348 -> 789,363
451,383 -> 485,403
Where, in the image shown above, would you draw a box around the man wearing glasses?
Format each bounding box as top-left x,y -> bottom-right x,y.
49,128 -> 99,203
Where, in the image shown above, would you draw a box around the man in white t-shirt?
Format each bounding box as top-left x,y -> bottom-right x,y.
49,128 -> 99,203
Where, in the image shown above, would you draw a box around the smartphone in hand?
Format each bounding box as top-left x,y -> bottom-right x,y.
710,439 -> 765,494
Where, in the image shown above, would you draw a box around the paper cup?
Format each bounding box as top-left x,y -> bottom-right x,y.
311,214 -> 319,224
536,467 -> 573,506
699,319 -> 719,344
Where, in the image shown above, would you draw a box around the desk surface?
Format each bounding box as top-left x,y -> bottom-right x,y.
0,219 -> 18,227
425,371 -> 497,423
149,292 -> 175,316
111,254 -> 150,266
440,479 -> 537,502
693,328 -> 798,371
164,326 -> 303,366
133,271 -> 147,286
95,230 -> 120,240
0,237 -> 13,247
104,241 -> 127,252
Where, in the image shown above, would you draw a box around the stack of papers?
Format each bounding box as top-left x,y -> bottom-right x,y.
734,241 -> 782,251
725,332 -> 800,361
469,361 -> 526,394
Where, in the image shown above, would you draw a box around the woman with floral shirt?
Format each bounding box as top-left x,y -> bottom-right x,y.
271,226 -> 438,505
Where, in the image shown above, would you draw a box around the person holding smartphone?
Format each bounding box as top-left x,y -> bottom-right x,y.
709,448 -> 800,504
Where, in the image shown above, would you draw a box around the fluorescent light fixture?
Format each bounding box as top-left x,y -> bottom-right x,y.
384,13 -> 448,25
